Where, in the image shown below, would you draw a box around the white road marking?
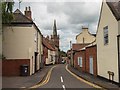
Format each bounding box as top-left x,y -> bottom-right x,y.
62,85 -> 66,90
61,76 -> 64,83
20,87 -> 26,88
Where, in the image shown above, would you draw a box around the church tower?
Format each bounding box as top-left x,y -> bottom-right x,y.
51,20 -> 59,48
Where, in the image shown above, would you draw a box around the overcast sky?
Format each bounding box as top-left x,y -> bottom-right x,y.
14,0 -> 102,52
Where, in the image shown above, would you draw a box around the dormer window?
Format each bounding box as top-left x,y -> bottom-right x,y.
103,26 -> 108,45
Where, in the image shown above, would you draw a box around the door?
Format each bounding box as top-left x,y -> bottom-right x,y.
40,55 -> 44,69
89,56 -> 93,74
34,52 -> 38,72
118,36 -> 120,85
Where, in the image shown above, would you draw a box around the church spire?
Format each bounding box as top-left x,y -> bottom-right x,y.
53,19 -> 57,36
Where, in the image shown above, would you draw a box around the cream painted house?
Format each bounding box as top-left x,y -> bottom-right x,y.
2,7 -> 43,76
46,50 -> 56,65
42,37 -> 56,65
76,27 -> 96,44
97,1 -> 120,84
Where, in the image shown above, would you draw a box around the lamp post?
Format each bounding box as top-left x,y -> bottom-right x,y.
70,41 -> 73,67
19,0 -> 22,10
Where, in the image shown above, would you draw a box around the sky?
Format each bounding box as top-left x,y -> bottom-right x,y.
13,0 -> 102,52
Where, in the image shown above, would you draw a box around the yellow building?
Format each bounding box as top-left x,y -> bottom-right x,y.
76,27 -> 96,44
96,1 -> 120,84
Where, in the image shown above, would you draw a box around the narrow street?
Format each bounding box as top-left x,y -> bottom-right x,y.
2,1 -> 120,89
33,64 -> 97,89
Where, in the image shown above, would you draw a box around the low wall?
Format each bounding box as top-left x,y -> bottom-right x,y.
2,59 -> 30,76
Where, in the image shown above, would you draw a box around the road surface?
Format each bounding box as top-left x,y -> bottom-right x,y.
32,64 -> 100,89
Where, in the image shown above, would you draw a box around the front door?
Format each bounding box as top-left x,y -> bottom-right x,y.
34,52 -> 38,72
89,56 -> 93,74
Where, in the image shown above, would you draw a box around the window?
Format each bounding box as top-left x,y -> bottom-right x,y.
103,26 -> 108,45
78,57 -> 82,67
51,55 -> 53,62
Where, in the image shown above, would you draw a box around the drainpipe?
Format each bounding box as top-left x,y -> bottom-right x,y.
37,31 -> 38,52
84,49 -> 86,73
70,41 -> 72,66
117,35 -> 120,86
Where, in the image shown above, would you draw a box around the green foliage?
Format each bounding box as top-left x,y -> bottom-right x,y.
59,50 -> 67,57
2,1 -> 14,24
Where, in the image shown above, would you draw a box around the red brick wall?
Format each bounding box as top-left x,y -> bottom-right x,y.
86,45 -> 97,76
72,44 -> 89,51
43,45 -> 48,64
74,50 -> 86,72
2,59 -> 30,76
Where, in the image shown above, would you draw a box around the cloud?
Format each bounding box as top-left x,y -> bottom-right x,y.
14,1 -> 102,52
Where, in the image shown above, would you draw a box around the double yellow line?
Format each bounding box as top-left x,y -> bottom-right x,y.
30,65 -> 56,88
65,65 -> 105,89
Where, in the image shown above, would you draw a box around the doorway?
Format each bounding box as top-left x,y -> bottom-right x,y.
89,56 -> 93,74
34,52 -> 38,72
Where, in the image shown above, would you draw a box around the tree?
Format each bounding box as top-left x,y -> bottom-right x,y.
59,50 -> 67,57
2,1 -> 14,24
1,1 -> 14,59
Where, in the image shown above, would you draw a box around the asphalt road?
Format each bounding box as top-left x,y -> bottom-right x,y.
37,64 -> 96,89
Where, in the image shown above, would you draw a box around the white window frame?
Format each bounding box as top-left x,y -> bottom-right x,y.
78,57 -> 82,67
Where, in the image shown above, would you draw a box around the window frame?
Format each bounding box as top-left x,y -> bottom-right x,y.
103,26 -> 109,45
78,57 -> 82,67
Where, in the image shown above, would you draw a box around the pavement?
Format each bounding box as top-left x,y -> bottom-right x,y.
2,65 -> 54,88
2,64 -> 120,89
68,64 -> 120,90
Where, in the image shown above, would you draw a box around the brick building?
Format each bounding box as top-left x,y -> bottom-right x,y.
73,42 -> 97,76
71,26 -> 97,76
85,42 -> 97,76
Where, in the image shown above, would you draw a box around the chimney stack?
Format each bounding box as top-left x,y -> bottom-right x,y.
24,6 -> 32,20
46,35 -> 49,40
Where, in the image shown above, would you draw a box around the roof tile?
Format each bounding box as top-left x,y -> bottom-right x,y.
11,9 -> 33,24
42,37 -> 56,51
107,0 -> 120,20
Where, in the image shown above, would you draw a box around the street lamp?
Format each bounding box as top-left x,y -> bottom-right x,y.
70,41 -> 73,67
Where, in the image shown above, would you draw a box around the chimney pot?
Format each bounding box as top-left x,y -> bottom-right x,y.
25,7 -> 27,11
29,6 -> 31,11
24,6 -> 32,20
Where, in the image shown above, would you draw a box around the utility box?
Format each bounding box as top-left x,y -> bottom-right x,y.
20,65 -> 28,76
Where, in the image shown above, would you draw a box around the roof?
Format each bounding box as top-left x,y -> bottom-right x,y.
42,37 -> 56,51
96,1 -> 120,35
76,27 -> 96,39
11,9 -> 42,35
92,34 -> 96,37
72,43 -> 89,51
79,40 -> 96,50
11,9 -> 33,24
107,1 -> 120,21
85,40 -> 96,48
67,49 -> 72,55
